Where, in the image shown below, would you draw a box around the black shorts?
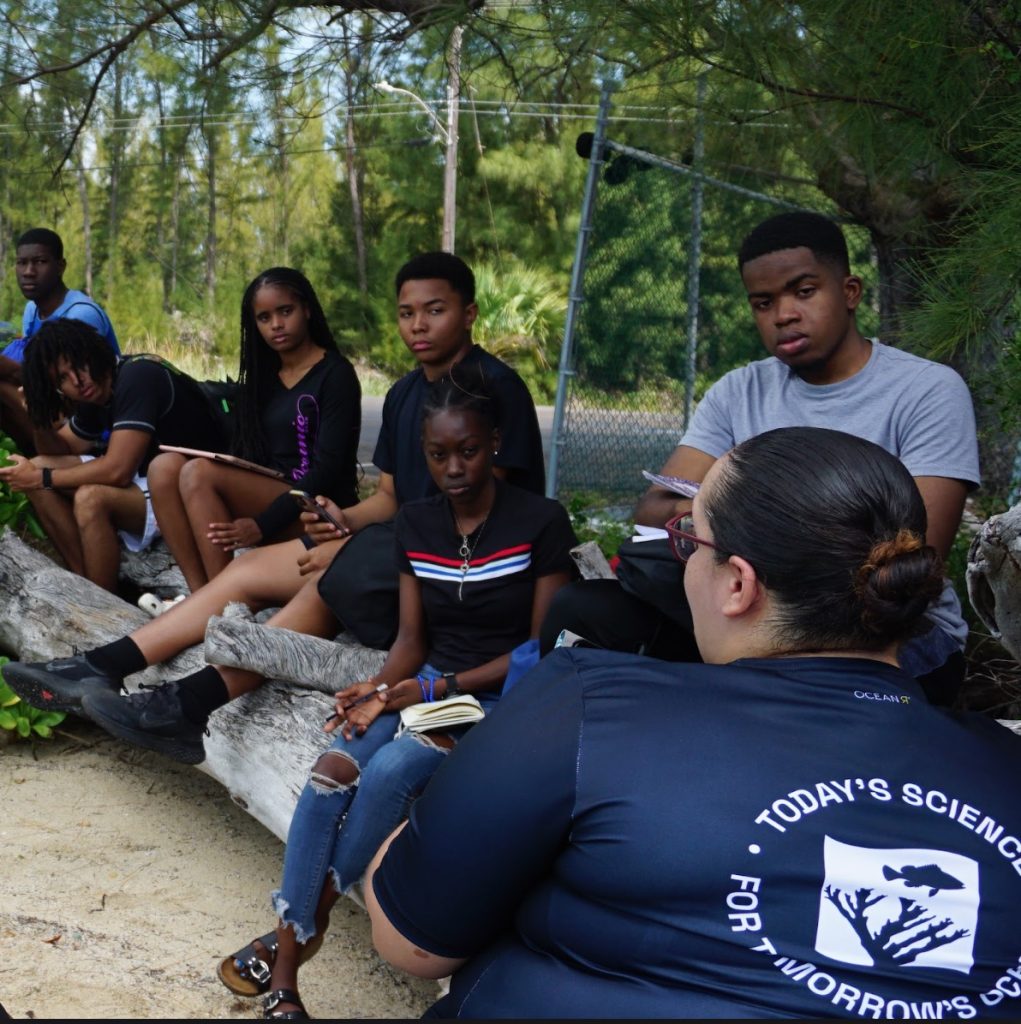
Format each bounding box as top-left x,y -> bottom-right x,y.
316,520 -> 399,650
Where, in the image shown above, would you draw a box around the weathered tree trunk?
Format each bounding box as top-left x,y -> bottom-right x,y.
0,531 -> 381,843
204,615 -> 386,691
967,504 -> 1021,666
120,540 -> 187,596
569,540 -> 614,580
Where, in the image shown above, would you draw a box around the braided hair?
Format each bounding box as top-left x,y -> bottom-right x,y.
234,267 -> 337,465
421,361 -> 497,435
21,319 -> 117,428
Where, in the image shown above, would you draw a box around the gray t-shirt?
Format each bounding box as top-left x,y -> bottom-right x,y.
680,340 -> 980,644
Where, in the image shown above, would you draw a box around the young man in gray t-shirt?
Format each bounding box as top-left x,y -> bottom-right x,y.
540,211 -> 979,704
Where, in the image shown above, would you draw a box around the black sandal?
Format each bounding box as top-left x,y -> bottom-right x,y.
263,988 -> 310,1020
217,930 -> 279,996
218,930 -> 325,997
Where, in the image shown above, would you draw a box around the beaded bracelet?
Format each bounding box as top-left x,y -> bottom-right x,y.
416,673 -> 436,703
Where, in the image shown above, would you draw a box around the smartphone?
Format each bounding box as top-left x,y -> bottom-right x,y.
289,489 -> 347,533
554,628 -> 599,650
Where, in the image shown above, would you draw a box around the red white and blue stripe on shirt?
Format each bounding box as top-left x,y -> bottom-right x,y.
406,543 -> 532,585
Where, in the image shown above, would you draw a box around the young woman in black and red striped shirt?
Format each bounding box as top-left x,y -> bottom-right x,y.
218,369 -> 576,1020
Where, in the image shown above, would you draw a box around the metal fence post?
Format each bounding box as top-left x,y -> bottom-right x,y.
546,79 -> 616,499
683,71 -> 707,431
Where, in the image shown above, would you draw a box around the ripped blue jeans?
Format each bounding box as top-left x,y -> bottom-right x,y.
272,682 -> 464,942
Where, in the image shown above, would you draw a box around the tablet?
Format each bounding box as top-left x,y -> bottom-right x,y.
158,445 -> 286,480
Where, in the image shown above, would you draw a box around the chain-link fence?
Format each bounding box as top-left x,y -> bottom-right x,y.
548,89 -> 875,510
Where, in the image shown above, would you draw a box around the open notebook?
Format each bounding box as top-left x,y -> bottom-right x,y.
397,694 -> 485,735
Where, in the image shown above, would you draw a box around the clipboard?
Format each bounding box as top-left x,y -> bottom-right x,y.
158,445 -> 286,480
641,471 -> 700,498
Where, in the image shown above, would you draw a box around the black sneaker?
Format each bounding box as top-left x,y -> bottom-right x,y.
1,656 -> 122,713
81,682 -> 206,765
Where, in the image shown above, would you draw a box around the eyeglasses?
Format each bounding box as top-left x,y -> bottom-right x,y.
664,512 -> 725,563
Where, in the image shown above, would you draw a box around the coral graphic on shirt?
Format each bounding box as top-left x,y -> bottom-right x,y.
824,888 -> 969,966
815,837 -> 978,974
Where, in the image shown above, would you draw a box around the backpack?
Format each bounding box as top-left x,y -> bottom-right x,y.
614,534 -> 694,629
119,354 -> 239,442
196,377 -> 240,440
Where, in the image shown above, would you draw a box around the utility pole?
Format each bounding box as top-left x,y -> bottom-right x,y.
442,25 -> 463,253
683,71 -> 707,430
375,25 -> 462,254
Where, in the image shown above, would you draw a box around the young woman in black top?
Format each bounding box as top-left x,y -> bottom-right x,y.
147,268 -> 361,594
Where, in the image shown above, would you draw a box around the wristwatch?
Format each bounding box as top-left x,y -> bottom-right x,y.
441,671 -> 461,699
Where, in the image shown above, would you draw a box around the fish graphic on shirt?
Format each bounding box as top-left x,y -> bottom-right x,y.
882,863 -> 965,897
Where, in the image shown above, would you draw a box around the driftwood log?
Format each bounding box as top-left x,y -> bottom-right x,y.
0,529 -> 385,843
204,616 -> 387,693
119,540 -> 187,597
569,539 -> 615,580
0,533 -> 614,843
967,505 -> 1021,664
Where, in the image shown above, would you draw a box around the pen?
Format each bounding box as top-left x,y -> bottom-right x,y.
325,683 -> 389,726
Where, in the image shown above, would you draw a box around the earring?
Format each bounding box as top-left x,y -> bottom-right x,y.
493,449 -> 500,455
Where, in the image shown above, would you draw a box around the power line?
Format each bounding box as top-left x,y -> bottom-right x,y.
0,97 -> 785,142
0,96 -> 770,131
0,135 -> 437,178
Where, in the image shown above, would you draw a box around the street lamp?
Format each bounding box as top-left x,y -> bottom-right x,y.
376,79 -> 449,144
375,29 -> 462,252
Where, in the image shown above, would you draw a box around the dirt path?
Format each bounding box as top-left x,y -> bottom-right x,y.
0,721 -> 437,1020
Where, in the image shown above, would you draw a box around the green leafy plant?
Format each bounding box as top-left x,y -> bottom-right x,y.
0,432 -> 45,540
0,658 -> 65,740
566,494 -> 632,560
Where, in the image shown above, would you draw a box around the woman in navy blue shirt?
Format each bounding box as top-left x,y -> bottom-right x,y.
366,427 -> 1021,1020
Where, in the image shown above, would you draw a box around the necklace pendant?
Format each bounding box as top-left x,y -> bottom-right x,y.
453,515 -> 488,603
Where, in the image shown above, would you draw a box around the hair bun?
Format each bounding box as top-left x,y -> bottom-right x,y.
855,530 -> 943,639
860,529 -> 925,570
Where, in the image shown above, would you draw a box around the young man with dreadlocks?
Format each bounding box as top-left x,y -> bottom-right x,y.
145,267 -> 361,597
0,320 -> 228,593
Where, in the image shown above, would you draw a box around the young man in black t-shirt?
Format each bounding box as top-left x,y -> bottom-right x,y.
0,320 -> 226,593
2,253 -> 548,765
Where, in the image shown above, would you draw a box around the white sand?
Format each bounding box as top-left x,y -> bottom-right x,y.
0,720 -> 437,1020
